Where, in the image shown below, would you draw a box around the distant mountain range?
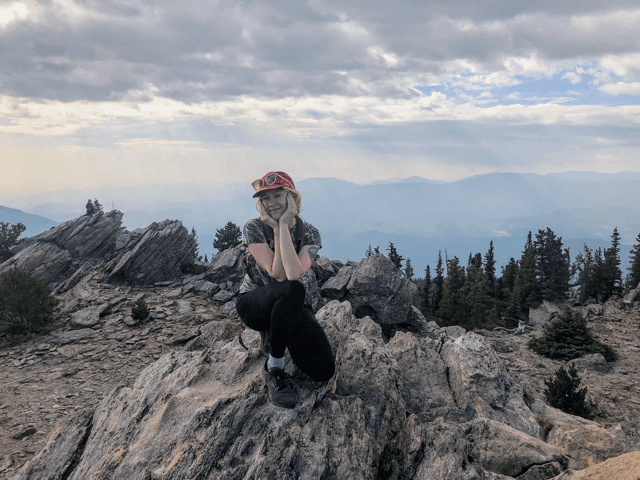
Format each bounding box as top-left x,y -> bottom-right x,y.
0,205 -> 59,238
2,172 -> 639,276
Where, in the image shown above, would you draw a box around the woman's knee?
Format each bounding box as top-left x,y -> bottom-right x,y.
283,280 -> 306,304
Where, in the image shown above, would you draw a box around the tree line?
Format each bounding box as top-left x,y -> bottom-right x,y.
385,227 -> 640,330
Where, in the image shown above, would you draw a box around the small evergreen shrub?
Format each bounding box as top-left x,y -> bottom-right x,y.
544,364 -> 592,419
528,308 -> 617,362
0,268 -> 58,334
131,298 -> 150,321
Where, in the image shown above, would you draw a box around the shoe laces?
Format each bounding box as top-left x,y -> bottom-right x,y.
269,368 -> 293,391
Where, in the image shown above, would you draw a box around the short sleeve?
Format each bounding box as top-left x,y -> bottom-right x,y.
302,222 -> 322,262
243,219 -> 267,245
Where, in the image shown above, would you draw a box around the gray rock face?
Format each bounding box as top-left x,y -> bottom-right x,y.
344,254 -> 419,324
14,300 -> 575,480
104,219 -> 196,285
623,289 -> 638,305
529,300 -> 562,328
203,245 -> 245,286
320,264 -> 354,300
1,211 -> 197,288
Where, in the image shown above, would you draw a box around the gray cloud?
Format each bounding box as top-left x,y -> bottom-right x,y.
2,0 -> 639,103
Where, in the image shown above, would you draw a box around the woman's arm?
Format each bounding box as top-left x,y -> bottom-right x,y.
278,195 -> 310,281
247,204 -> 287,281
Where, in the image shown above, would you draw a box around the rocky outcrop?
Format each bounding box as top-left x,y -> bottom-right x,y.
529,300 -> 562,328
14,299 -> 584,480
0,211 -> 196,288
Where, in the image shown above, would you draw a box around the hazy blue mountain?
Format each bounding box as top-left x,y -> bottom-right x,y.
3,172 -> 639,275
0,205 -> 59,239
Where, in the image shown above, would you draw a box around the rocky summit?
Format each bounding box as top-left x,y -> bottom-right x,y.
1,211 -> 640,479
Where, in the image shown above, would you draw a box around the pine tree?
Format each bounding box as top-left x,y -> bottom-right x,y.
499,257 -> 519,301
404,258 -> 414,280
0,222 -> 26,262
628,232 -> 640,290
544,364 -> 592,419
511,232 -> 541,319
191,227 -> 200,261
528,308 -> 617,362
603,227 -> 622,298
365,245 -> 373,257
588,247 -> 606,302
93,198 -> 103,212
533,228 -> 570,300
204,254 -> 209,263
213,221 -> 242,253
433,251 -> 444,313
387,242 -> 404,270
374,246 -> 380,255
484,240 -> 496,296
437,256 -> 466,326
420,265 -> 432,314
573,245 -> 593,304
458,255 -> 498,329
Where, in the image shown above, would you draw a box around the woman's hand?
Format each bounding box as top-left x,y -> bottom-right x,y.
258,201 -> 279,230
279,194 -> 297,228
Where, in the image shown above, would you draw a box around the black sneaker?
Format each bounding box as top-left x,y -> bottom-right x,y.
262,362 -> 298,408
259,330 -> 271,357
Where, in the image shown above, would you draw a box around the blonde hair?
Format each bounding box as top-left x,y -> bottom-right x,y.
255,187 -> 303,216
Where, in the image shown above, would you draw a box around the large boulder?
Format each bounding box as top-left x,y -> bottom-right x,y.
203,244 -> 245,286
343,254 -> 419,325
14,300 -> 576,480
104,219 -> 196,285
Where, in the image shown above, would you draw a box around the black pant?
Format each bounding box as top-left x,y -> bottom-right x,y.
236,280 -> 335,382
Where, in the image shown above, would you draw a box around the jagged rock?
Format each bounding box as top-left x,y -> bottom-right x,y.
440,332 -> 540,437
184,261 -> 209,275
529,300 -> 562,328
16,299 -> 577,480
181,276 -> 219,296
221,299 -> 239,317
70,305 -> 108,328
468,418 -> 564,477
344,254 -> 419,324
11,409 -> 93,480
320,264 -> 354,300
313,257 -> 337,284
570,353 -> 610,373
212,289 -> 234,303
622,289 -> 639,305
104,219 -> 196,285
203,245 -> 244,286
0,241 -> 73,288
547,420 -> 640,470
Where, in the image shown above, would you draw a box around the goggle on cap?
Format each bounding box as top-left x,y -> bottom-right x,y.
251,171 -> 295,198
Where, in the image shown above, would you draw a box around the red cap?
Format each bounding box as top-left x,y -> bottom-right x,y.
251,171 -> 295,197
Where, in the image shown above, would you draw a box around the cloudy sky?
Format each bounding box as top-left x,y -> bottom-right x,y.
2,0 -> 640,197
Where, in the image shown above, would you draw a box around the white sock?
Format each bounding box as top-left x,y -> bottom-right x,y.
267,355 -> 285,371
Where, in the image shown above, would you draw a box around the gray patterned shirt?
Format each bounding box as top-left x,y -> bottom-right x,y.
238,218 -> 322,294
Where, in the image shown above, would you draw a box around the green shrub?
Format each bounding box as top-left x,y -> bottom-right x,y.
0,268 -> 58,334
528,308 -> 617,362
544,364 -> 592,419
131,298 -> 150,321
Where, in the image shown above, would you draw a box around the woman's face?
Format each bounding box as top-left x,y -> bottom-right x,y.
259,189 -> 288,221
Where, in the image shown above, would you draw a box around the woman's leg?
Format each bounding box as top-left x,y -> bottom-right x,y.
235,280 -> 303,333
287,306 -> 335,382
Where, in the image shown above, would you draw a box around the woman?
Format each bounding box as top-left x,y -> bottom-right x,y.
236,171 -> 335,408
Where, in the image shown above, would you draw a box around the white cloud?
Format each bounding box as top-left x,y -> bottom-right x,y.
599,82 -> 640,95
561,71 -> 582,84
598,53 -> 640,77
0,2 -> 31,28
